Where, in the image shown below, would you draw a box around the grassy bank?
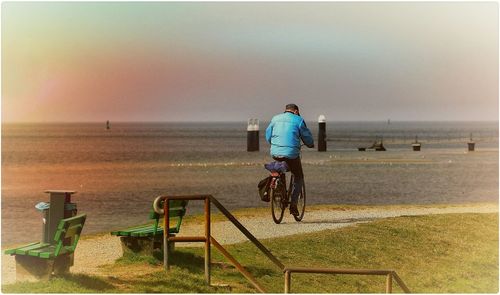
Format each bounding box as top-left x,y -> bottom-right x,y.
3,213 -> 498,293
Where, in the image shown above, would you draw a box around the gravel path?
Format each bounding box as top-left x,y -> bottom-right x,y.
2,203 -> 497,284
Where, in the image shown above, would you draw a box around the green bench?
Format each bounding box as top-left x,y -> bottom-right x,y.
5,214 -> 87,280
111,200 -> 188,255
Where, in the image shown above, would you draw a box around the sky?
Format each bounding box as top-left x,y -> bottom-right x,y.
1,2 -> 498,122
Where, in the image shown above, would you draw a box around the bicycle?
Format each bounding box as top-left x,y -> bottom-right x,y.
265,161 -> 306,224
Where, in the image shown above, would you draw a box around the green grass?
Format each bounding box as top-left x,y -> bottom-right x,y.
0,274 -> 114,293
3,213 -> 498,293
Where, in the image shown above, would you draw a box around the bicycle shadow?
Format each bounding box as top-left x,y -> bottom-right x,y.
295,217 -> 375,225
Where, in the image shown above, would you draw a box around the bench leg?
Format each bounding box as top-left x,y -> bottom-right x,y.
156,235 -> 175,252
120,236 -> 158,256
15,256 -> 54,282
53,255 -> 71,275
120,236 -> 175,257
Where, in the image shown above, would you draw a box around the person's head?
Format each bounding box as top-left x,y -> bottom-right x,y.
285,103 -> 300,115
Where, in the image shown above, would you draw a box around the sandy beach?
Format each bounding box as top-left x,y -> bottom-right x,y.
2,202 -> 497,285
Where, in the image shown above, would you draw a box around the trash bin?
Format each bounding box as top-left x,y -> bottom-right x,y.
64,203 -> 77,218
35,202 -> 51,243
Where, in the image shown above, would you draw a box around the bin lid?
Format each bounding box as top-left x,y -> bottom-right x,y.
35,202 -> 50,212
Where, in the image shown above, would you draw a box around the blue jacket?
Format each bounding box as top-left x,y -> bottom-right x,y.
265,112 -> 314,159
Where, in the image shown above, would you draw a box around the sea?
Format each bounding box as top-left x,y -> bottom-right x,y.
1,121 -> 498,245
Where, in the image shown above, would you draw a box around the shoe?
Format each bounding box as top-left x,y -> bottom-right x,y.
289,204 -> 299,216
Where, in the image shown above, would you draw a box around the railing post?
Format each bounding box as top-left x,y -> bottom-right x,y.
284,270 -> 291,293
204,196 -> 211,285
386,272 -> 393,293
163,197 -> 170,270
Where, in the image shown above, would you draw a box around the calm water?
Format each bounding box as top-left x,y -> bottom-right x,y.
2,121 -> 498,244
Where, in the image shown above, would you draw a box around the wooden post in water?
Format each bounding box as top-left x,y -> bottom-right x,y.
468,133 -> 475,151
412,135 -> 421,151
247,119 -> 259,152
318,115 -> 327,152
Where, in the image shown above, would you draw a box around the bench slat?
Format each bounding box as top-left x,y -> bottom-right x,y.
28,245 -> 68,258
115,226 -> 179,237
64,224 -> 83,238
148,200 -> 188,219
15,243 -> 51,255
130,226 -> 157,237
167,209 -> 186,218
149,209 -> 185,219
4,242 -> 40,255
111,225 -> 152,236
115,225 -> 155,236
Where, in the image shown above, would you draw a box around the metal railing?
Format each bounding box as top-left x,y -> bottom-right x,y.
283,267 -> 410,293
154,194 -> 411,293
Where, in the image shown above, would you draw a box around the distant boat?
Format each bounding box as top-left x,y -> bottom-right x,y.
371,141 -> 386,151
106,120 -> 110,130
359,139 -> 386,151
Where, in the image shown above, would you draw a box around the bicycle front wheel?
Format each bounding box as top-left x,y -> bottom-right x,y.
270,183 -> 285,224
293,180 -> 306,222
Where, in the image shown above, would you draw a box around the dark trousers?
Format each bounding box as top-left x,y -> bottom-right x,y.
272,156 -> 303,205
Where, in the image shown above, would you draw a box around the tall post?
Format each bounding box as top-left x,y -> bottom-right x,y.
386,273 -> 393,293
247,119 -> 260,152
412,135 -> 421,151
163,198 -> 170,270
318,115 -> 327,152
44,190 -> 76,245
204,197 -> 211,285
284,270 -> 291,293
468,132 -> 475,151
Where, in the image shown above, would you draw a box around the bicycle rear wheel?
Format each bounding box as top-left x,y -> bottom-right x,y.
293,177 -> 306,222
270,179 -> 285,224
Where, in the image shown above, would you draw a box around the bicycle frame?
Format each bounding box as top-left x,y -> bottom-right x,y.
270,171 -> 294,210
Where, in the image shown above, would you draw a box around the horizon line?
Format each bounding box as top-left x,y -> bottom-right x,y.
2,119 -> 499,124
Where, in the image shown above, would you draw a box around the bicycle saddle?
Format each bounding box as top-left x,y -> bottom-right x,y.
264,161 -> 289,173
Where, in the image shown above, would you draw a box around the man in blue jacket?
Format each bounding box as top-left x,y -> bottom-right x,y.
265,104 -> 314,216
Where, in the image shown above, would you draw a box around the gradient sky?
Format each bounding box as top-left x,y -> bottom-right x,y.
2,2 -> 498,122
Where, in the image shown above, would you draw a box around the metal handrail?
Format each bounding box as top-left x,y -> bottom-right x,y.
209,195 -> 285,270
211,236 -> 266,293
155,194 -> 411,293
283,267 -> 411,293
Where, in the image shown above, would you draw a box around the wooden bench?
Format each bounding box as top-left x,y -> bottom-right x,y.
110,200 -> 188,255
5,214 -> 87,281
